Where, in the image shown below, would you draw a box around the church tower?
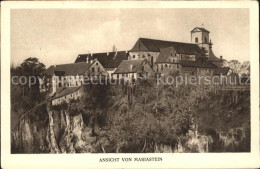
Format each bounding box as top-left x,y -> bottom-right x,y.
191,27 -> 212,57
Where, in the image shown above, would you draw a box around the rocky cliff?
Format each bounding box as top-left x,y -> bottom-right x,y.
11,84 -> 250,153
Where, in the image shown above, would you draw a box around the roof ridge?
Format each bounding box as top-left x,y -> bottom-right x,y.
51,62 -> 91,67
139,37 -> 198,45
125,58 -> 145,62
78,51 -> 127,56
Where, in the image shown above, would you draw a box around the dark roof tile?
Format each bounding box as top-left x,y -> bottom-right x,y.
52,86 -> 82,100
75,51 -> 128,68
213,67 -> 230,75
156,47 -> 174,63
180,60 -> 217,68
130,38 -> 201,55
114,59 -> 146,74
44,62 -> 94,76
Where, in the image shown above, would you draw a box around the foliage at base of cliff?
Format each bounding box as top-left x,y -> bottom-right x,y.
196,90 -> 250,152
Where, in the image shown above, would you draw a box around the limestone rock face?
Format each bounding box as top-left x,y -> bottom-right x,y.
11,109 -> 98,153
11,114 -> 49,153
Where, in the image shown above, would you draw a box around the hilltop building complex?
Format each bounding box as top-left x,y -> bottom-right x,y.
42,27 -> 228,105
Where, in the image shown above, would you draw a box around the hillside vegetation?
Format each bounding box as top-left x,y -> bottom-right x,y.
11,77 -> 250,153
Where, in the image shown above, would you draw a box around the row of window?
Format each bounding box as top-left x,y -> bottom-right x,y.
161,64 -> 179,71
91,66 -> 100,73
57,90 -> 80,102
195,37 -> 208,43
132,53 -> 152,59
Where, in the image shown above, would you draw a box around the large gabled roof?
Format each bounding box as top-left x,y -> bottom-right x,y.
213,67 -> 230,75
156,47 -> 175,63
52,86 -> 82,100
44,62 -> 95,76
129,38 -> 201,55
114,58 -> 146,74
75,51 -> 128,69
180,60 -> 217,68
191,27 -> 210,33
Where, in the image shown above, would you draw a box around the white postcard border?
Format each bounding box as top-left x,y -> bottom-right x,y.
1,1 -> 259,169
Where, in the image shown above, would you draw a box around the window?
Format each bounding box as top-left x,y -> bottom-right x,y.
161,65 -> 163,71
142,66 -> 144,71
133,55 -> 136,59
96,62 -> 98,66
171,53 -> 172,57
92,67 -> 95,73
205,37 -> 207,43
175,53 -> 177,56
195,37 -> 198,43
98,68 -> 100,73
142,55 -> 145,58
117,74 -> 119,79
177,64 -> 179,68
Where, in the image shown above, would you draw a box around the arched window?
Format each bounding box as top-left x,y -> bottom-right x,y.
205,37 -> 207,43
195,37 -> 198,43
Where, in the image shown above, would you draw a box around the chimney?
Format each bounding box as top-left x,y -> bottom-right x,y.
54,65 -> 56,68
220,56 -> 223,60
113,51 -> 117,59
130,64 -> 133,71
86,56 -> 89,63
107,52 -> 109,56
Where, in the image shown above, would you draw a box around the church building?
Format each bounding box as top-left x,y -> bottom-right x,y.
128,27 -> 224,76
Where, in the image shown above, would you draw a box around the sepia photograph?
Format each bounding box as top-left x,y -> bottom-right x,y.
1,1 -> 259,169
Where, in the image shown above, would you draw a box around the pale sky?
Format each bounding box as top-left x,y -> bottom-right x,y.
11,8 -> 249,68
